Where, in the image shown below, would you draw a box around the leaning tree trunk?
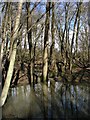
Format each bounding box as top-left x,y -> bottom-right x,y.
42,2 -> 50,82
0,1 -> 23,107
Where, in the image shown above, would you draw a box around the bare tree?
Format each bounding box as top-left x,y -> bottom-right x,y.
42,2 -> 50,82
0,1 -> 23,107
88,2 -> 90,63
26,3 -> 33,84
70,3 -> 82,73
0,3 -> 8,63
50,2 -> 57,77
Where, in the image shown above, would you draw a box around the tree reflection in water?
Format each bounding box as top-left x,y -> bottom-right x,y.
2,81 -> 90,119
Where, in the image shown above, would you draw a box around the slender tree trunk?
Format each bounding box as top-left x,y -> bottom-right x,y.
84,27 -> 89,61
70,3 -> 82,73
1,4 -> 8,63
65,3 -> 69,71
42,2 -> 50,82
26,3 -> 33,84
75,16 -> 80,56
24,31 -> 27,51
8,4 -> 13,60
0,1 -> 23,107
5,3 -> 11,53
88,2 -> 90,63
50,2 -> 57,77
60,11 -> 66,74
75,3 -> 81,57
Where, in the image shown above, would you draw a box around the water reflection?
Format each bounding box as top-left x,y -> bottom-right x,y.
2,81 -> 90,119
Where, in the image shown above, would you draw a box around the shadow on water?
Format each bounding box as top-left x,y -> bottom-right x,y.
2,80 -> 90,119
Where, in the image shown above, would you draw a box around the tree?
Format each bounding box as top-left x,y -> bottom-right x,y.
42,2 -> 50,82
70,2 -> 82,73
26,3 -> 33,84
49,2 -> 57,77
88,2 -> 90,63
0,1 -> 23,107
0,3 -> 8,63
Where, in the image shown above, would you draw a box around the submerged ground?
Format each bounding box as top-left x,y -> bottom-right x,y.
2,80 -> 90,120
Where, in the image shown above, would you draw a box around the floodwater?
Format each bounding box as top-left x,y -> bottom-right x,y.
2,80 -> 90,119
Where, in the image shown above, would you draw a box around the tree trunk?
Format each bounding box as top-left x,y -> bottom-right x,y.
50,2 -> 57,77
75,3 -> 81,56
0,1 -> 23,107
26,3 -> 33,85
42,2 -> 50,82
1,3 -> 8,63
70,3 -> 82,73
88,2 -> 90,63
65,3 -> 69,71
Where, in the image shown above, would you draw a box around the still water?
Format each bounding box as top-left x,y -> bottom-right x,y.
2,80 -> 90,119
